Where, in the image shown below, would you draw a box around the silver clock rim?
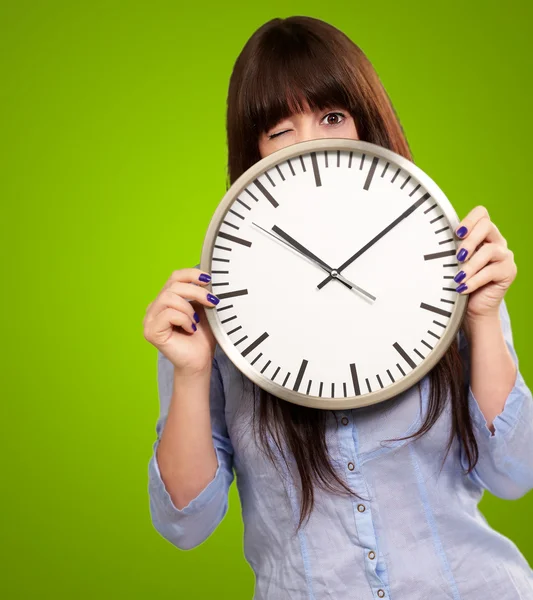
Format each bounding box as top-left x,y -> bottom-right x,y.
200,138 -> 468,410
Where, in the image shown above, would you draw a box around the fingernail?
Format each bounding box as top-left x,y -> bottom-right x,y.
457,248 -> 468,262
454,270 -> 466,283
193,312 -> 200,323
199,273 -> 211,283
456,283 -> 468,293
192,323 -> 197,331
456,226 -> 468,238
207,293 -> 219,305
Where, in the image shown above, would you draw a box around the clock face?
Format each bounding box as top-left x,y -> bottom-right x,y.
201,139 -> 467,409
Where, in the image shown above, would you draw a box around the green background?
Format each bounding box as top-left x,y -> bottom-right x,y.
2,0 -> 532,598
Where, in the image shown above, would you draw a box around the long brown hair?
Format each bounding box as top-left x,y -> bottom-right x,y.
225,16 -> 478,531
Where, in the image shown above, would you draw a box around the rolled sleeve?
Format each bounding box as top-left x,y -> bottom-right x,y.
459,299 -> 533,499
147,349 -> 235,550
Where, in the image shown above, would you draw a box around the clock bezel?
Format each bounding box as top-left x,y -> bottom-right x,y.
200,138 -> 467,410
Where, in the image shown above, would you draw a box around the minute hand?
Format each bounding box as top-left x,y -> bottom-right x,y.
317,194 -> 429,290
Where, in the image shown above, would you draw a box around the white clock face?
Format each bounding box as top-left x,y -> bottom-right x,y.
202,139 -> 466,409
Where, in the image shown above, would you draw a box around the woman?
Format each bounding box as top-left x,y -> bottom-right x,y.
143,16 -> 533,599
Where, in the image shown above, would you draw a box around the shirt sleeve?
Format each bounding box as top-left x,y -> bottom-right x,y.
147,348 -> 235,550
458,298 -> 533,500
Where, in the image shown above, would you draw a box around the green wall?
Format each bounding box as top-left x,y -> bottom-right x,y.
1,1 -> 532,598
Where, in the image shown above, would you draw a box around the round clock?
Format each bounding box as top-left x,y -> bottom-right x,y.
200,138 -> 467,410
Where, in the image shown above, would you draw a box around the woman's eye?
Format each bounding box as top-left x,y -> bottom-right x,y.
322,111 -> 346,126
268,129 -> 290,140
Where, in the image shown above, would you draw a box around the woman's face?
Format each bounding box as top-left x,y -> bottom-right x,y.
258,100 -> 359,159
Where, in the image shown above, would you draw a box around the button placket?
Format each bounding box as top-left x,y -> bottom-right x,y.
336,412 -> 389,598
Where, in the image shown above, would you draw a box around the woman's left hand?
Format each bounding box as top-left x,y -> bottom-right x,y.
452,205 -> 517,321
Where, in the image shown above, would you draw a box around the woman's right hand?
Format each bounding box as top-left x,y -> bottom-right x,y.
143,268 -> 219,375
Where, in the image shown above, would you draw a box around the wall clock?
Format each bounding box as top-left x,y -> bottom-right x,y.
200,139 -> 467,409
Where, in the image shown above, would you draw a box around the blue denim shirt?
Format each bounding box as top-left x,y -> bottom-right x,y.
147,298 -> 533,599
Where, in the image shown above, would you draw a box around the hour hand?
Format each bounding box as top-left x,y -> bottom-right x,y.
251,222 -> 376,302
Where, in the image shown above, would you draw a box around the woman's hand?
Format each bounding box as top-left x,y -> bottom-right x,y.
143,268 -> 219,375
452,205 -> 517,321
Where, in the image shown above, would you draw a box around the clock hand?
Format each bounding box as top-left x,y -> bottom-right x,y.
316,194 -> 428,290
251,222 -> 376,301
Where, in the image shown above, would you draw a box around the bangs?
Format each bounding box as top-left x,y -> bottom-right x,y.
243,28 -> 357,134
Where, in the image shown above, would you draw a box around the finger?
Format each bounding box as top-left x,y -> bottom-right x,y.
148,289 -> 201,322
453,259 -> 514,295
454,205 -> 490,240
163,268 -> 212,290
168,281 -> 220,308
152,306 -> 197,335
454,216 -> 503,262
453,242 -> 508,282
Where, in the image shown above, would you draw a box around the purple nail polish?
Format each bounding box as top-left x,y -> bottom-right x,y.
456,226 -> 468,238
456,283 -> 468,293
199,273 -> 211,283
207,293 -> 219,305
454,270 -> 466,283
192,323 -> 197,331
193,312 -> 200,323
457,248 -> 468,262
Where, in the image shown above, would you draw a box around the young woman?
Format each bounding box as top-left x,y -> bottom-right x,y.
143,16 -> 533,600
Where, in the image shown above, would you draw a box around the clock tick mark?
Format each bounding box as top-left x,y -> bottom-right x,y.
393,342 -> 417,369
433,320 -> 447,328
310,152 -> 322,186
227,325 -> 242,335
286,159 -> 296,176
400,175 -> 411,189
264,171 -> 276,187
275,165 -> 285,181
319,382 -> 323,397
381,161 -> 389,177
253,179 -> 279,207
414,348 -> 425,360
428,330 -> 441,340
350,363 -> 361,396
236,198 -> 252,211
438,238 -> 454,245
391,167 -> 401,183
430,214 -> 445,224
387,369 -> 395,383
241,331 -> 269,357
218,231 -> 252,247
421,302 -> 452,318
260,360 -> 271,374
376,374 -> 384,389
409,183 -> 421,196
424,203 -> 438,214
221,315 -> 237,324
366,378 -> 372,393
422,339 -> 433,350
293,359 -> 309,392
216,304 -> 233,312
251,353 -> 263,365
271,366 -> 280,381
235,335 -> 248,346
306,379 -> 313,395
214,244 -> 232,252
229,209 -> 245,220
397,363 -> 406,376
424,249 -> 456,261
217,288 -> 248,300
282,372 -> 291,387
223,220 -> 240,230
363,156 -> 379,190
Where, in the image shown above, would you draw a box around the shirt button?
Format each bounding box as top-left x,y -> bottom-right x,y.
347,462 -> 355,471
377,590 -> 385,598
368,550 -> 376,560
357,504 -> 366,512
341,416 -> 349,425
